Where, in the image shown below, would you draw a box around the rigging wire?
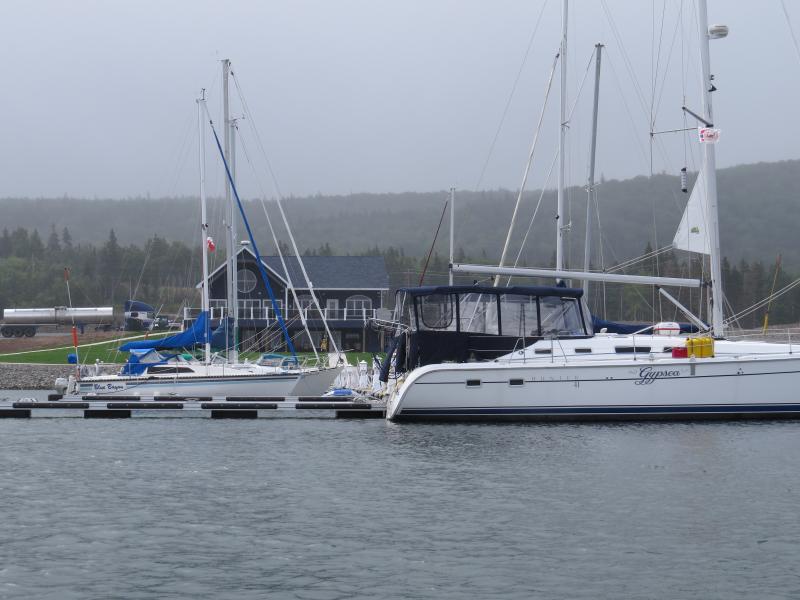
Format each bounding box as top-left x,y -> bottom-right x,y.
229,69 -> 341,357
780,0 -> 800,66
497,52 -> 560,274
505,47 -> 598,283
474,0 -> 550,191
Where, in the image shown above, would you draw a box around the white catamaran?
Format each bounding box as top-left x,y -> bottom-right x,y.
384,0 -> 800,421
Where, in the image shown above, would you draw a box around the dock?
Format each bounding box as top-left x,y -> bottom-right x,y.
0,395 -> 386,419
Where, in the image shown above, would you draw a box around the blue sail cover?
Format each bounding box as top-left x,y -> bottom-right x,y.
592,316 -> 699,335
119,312 -> 209,352
124,300 -> 155,313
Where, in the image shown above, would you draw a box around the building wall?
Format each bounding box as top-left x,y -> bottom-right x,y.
208,253 -> 386,352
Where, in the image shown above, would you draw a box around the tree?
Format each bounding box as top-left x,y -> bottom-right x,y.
47,225 -> 61,254
61,227 -> 73,250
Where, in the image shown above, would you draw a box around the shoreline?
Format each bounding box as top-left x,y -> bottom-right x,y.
0,363 -> 70,390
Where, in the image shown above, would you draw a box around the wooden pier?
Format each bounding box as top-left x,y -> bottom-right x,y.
0,395 -> 385,419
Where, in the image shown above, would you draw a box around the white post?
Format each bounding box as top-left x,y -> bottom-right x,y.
556,0 -> 569,276
449,187 -> 455,286
197,93 -> 211,364
583,43 -> 602,295
697,0 -> 725,338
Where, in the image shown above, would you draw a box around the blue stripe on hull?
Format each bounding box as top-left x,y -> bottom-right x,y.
397,403 -> 800,420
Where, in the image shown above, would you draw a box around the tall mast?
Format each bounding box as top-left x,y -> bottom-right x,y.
697,0 -> 725,337
222,59 -> 239,360
556,0 -> 568,275
448,187 -> 455,286
583,43 -> 603,295
197,92 -> 211,364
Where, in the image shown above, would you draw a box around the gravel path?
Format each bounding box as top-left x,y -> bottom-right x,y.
0,363 -> 72,390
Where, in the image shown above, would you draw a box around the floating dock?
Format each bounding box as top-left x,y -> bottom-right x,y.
0,395 -> 385,419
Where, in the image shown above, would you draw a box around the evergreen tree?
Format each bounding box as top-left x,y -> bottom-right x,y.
47,225 -> 61,254
62,227 -> 73,250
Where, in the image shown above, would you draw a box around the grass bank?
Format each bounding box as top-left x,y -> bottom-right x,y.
0,339 -> 379,366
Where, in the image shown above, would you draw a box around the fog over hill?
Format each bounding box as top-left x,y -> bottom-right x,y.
1,159 -> 798,268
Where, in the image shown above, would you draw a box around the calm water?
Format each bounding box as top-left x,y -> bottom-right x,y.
1,390 -> 799,599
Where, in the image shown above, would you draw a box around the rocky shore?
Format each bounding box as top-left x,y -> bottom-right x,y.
0,363 -> 72,390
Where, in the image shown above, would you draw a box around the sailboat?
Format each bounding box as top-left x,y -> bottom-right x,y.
69,63 -> 342,398
384,0 -> 800,421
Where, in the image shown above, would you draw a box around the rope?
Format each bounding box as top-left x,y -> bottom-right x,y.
418,199 -> 449,286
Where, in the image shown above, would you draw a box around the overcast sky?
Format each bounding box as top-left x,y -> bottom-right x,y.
2,0 -> 799,199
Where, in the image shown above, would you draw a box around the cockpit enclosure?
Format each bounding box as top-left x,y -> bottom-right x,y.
391,285 -> 591,371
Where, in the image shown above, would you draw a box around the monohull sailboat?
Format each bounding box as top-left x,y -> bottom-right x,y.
66,62 -> 342,398
383,0 -> 800,421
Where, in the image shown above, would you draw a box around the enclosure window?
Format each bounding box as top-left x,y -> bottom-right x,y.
539,297 -> 585,337
458,292 -> 500,334
499,294 -> 539,337
417,294 -> 456,330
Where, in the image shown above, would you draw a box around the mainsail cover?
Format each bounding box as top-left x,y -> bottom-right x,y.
673,169 -> 710,255
119,312 -> 209,351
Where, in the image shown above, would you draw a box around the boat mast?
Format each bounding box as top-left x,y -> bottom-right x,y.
555,0 -> 568,277
448,186 -> 455,285
222,59 -> 239,360
583,43 -> 602,295
197,91 -> 211,364
697,0 -> 725,337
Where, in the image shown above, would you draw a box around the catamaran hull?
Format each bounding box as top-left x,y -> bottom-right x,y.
386,356 -> 800,421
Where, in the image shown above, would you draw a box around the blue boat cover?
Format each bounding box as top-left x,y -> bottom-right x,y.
592,316 -> 699,335
124,300 -> 155,313
120,312 -> 209,352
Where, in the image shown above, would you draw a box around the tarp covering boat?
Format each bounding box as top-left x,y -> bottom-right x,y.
120,312 -> 210,351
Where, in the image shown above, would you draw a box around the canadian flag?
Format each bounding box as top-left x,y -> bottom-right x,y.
206,236 -> 216,252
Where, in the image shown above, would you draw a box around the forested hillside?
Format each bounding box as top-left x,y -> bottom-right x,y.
1,159 -> 799,269
2,159 -> 800,327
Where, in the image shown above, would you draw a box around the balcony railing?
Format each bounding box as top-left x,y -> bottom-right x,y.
184,305 -> 379,323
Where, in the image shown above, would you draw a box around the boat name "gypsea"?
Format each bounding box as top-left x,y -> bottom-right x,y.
635,366 -> 680,385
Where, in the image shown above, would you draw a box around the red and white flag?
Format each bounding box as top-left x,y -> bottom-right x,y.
206,236 -> 216,252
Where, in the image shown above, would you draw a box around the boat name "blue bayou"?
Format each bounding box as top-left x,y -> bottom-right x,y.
635,366 -> 681,385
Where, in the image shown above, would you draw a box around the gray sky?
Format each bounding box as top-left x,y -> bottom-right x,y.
2,0 -> 798,200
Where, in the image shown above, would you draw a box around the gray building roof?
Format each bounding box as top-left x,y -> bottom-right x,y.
262,255 -> 389,289
201,247 -> 389,290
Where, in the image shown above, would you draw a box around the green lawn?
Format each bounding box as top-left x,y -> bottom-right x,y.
0,338 -> 381,366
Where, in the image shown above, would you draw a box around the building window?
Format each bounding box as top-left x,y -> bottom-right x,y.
345,295 -> 372,317
237,268 -> 258,294
326,299 -> 340,319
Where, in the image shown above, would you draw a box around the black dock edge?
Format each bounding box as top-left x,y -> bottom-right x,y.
0,409 -> 31,418
298,396 -> 354,402
211,410 -> 258,419
84,410 -> 131,419
224,396 -> 286,402
297,403 -> 370,410
82,395 -> 141,401
202,403 -> 277,410
107,403 -> 184,409
336,409 -> 385,419
14,402 -> 89,409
